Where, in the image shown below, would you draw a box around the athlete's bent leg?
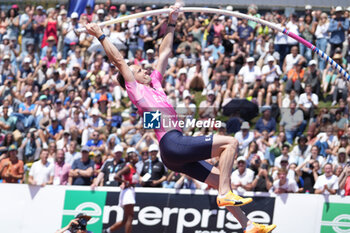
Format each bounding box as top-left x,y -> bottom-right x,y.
210,134 -> 252,207
210,134 -> 237,195
205,167 -> 249,228
205,167 -> 276,233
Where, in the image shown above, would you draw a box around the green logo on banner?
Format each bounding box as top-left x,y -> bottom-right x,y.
62,190 -> 107,233
321,203 -> 350,233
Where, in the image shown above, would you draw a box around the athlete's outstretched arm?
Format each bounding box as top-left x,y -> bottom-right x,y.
85,23 -> 135,83
156,6 -> 180,76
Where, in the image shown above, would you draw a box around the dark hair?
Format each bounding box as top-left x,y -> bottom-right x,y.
335,109 -> 342,115
312,145 -> 319,152
117,72 -> 126,89
41,148 -> 49,154
305,14 -> 313,23
7,8 -> 18,18
251,141 -> 259,151
4,133 -> 14,146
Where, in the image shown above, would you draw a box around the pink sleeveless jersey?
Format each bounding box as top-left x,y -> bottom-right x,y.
125,70 -> 182,142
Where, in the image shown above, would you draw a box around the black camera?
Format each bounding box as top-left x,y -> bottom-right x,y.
69,218 -> 87,232
309,163 -> 314,169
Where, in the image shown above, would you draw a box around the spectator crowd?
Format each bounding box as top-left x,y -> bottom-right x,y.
0,3 -> 349,196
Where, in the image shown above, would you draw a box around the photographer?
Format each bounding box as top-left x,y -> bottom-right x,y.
0,55 -> 15,84
56,213 -> 92,233
251,161 -> 273,192
295,158 -> 320,193
18,128 -> 41,163
0,76 -> 15,105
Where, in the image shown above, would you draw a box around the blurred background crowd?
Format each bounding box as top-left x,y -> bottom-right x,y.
0,2 -> 349,196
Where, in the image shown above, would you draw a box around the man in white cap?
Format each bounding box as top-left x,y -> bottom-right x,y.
199,89 -> 219,120
261,55 -> 282,85
126,147 -> 137,156
234,121 -> 254,155
91,144 -> 126,188
145,49 -> 157,67
96,9 -> 105,23
298,83 -> 319,120
0,55 -> 15,80
62,12 -> 81,58
140,144 -> 167,188
225,5 -> 238,31
305,5 -> 312,16
148,144 -> 159,156
15,91 -> 36,131
1,35 -> 11,55
238,57 -> 261,98
57,59 -> 68,74
231,156 -> 255,193
328,6 -> 349,56
16,57 -> 34,83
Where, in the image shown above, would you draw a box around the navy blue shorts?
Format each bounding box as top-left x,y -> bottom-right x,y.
159,130 -> 214,182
